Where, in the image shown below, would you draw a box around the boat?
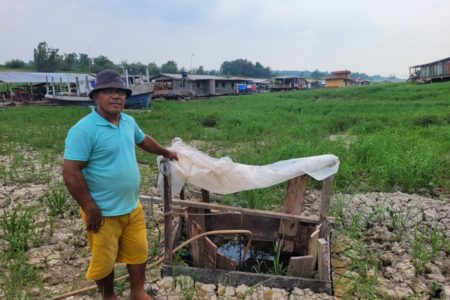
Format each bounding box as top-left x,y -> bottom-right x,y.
44,71 -> 153,109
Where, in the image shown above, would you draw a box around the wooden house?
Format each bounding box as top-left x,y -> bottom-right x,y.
409,57 -> 450,83
150,73 -> 247,99
271,76 -> 308,91
325,70 -> 354,88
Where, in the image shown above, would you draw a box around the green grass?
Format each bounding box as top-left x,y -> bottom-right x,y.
1,82 -> 449,200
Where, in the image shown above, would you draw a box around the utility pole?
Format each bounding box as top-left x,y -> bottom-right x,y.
190,53 -> 195,73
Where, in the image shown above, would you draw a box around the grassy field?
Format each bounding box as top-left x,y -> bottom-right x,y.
1,81 -> 449,299
1,81 -> 449,206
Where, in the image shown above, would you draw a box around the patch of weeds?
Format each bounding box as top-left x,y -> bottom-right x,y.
428,281 -> 443,299
387,207 -> 407,241
348,211 -> 363,239
342,240 -> 380,299
202,115 -> 217,127
429,223 -> 444,260
366,202 -> 387,228
43,183 -> 68,218
269,239 -> 286,275
0,204 -> 35,256
412,224 -> 430,276
330,195 -> 345,229
175,275 -> 196,300
1,256 -> 43,300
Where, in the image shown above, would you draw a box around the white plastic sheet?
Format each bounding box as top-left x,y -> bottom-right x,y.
157,138 -> 339,195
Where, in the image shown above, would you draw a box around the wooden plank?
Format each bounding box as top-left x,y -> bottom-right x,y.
280,175 -> 309,252
201,189 -> 211,213
282,175 -> 308,215
317,238 -> 330,281
216,252 -> 237,271
319,176 -> 333,239
307,224 -> 321,272
287,255 -> 314,278
187,210 -> 205,267
162,161 -> 173,264
161,265 -> 333,294
203,236 -> 217,269
140,195 -> 320,224
205,213 -> 280,241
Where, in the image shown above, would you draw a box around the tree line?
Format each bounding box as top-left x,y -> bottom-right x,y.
3,41 -> 273,78
4,41 -> 381,80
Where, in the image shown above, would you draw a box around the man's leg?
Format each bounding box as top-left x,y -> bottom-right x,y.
128,262 -> 153,300
95,270 -> 118,300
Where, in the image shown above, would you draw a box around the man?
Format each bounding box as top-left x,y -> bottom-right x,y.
63,69 -> 177,300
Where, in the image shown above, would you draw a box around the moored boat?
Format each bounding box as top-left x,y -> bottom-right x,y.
45,70 -> 153,109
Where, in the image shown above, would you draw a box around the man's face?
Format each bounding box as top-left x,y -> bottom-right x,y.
93,88 -> 127,115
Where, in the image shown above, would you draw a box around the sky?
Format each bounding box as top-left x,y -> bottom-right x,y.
1,0 -> 449,78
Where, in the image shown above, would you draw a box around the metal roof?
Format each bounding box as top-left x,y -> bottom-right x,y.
0,72 -> 95,84
410,57 -> 450,68
150,73 -> 252,81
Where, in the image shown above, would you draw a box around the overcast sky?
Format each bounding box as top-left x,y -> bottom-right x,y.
1,0 -> 449,78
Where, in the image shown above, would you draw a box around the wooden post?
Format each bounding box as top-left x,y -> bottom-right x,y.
161,159 -> 173,264
319,176 -> 333,239
279,175 -> 308,253
317,238 -> 330,281
201,189 -> 211,213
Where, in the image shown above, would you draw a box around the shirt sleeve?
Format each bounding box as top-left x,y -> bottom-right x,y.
133,118 -> 145,144
64,127 -> 92,161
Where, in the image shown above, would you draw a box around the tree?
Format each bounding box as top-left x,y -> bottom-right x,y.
160,60 -> 178,74
91,55 -> 115,73
78,53 -> 90,70
147,63 -> 160,76
311,69 -> 325,80
5,59 -> 25,68
62,52 -> 78,71
220,59 -> 270,78
195,66 -> 206,75
33,41 -> 61,72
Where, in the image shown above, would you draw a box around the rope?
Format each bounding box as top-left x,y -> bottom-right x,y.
49,229 -> 253,300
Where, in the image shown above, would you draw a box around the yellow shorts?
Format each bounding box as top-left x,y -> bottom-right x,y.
81,201 -> 148,281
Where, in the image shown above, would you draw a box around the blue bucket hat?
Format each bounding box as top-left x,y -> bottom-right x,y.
89,69 -> 132,99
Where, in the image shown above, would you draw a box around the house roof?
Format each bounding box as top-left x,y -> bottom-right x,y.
150,73 -> 251,82
0,71 -> 95,84
330,70 -> 351,74
410,57 -> 450,68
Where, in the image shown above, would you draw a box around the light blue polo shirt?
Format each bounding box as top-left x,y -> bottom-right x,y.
64,109 -> 145,216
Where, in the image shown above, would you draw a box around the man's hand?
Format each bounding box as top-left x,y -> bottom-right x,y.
84,204 -> 103,233
165,150 -> 178,161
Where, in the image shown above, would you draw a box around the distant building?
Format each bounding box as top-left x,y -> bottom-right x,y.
409,57 -> 450,83
150,73 -> 247,99
271,76 -> 308,91
325,70 -> 354,88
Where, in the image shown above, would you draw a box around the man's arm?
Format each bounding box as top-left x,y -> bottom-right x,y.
62,159 -> 102,233
137,135 -> 178,160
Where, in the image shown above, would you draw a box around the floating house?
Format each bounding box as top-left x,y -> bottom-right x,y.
271,76 -> 308,91
325,70 -> 354,88
409,57 -> 450,83
0,71 -> 94,102
150,73 -> 248,99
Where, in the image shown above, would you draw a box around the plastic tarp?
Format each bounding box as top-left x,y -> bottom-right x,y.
157,138 -> 339,195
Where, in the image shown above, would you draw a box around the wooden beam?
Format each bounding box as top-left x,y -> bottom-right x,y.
307,224 -> 321,272
203,236 -> 217,269
162,162 -> 173,264
216,252 -> 237,271
317,238 -> 330,281
319,176 -> 333,239
280,175 -> 308,252
287,255 -> 314,278
140,195 -> 320,224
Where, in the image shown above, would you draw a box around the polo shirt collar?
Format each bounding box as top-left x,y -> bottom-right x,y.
91,108 -> 127,127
